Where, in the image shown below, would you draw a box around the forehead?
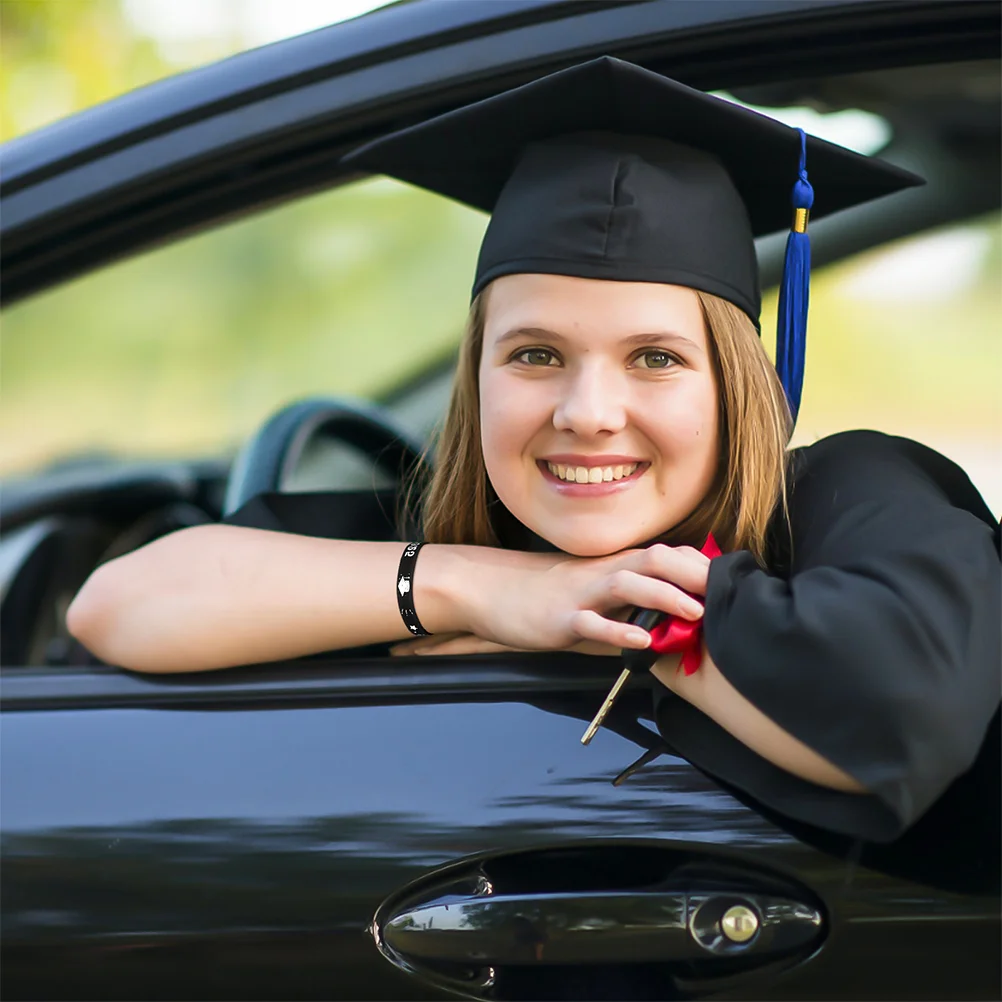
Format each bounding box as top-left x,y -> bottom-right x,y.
483,273 -> 707,343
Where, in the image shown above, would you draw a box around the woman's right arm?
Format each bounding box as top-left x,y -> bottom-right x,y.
66,526 -> 481,672
66,527 -> 706,673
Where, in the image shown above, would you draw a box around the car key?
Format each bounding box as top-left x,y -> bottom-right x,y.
580,607 -> 667,745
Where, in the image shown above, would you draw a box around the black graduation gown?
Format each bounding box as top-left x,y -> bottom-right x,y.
659,430 -> 1000,843
222,430 -> 1000,844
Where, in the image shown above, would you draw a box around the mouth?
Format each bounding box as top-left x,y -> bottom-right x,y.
537,458 -> 649,493
544,460 -> 641,483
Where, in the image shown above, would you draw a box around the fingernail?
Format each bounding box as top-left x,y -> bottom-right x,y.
683,598 -> 704,618
627,630 -> 651,647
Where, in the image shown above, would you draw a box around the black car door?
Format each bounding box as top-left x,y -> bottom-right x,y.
3,657 -> 998,1001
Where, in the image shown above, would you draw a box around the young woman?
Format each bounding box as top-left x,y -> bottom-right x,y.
67,58 -> 1000,843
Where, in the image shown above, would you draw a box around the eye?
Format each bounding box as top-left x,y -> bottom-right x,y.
514,348 -> 559,367
633,349 -> 679,370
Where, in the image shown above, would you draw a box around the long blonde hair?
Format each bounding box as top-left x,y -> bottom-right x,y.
416,286 -> 791,563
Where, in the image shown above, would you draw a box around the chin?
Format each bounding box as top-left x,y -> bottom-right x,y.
539,524 -> 646,557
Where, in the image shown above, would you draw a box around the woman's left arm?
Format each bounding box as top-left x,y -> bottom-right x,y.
688,431 -> 1000,839
396,630 -> 868,792
651,651 -> 865,792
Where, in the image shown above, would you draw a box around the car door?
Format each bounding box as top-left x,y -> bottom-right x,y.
3,656 -> 998,1001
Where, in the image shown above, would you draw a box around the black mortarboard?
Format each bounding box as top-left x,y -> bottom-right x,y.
343,56 -> 923,419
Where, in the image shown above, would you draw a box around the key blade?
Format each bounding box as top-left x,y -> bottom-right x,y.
581,668 -> 632,745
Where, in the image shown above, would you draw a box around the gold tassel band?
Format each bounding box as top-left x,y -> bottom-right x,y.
793,207 -> 810,233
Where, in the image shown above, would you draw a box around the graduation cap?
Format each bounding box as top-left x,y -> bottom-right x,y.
343,56 -> 923,421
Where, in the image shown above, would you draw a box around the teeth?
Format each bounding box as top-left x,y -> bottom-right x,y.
546,462 -> 640,482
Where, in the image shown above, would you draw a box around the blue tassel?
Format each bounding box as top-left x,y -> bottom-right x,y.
775,128 -> 814,424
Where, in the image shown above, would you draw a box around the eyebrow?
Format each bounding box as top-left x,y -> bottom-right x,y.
493,326 -> 566,348
493,326 -> 703,352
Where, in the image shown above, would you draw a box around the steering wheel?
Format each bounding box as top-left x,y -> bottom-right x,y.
223,397 -> 428,517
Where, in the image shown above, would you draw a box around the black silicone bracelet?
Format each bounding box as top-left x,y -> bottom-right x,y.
396,542 -> 431,637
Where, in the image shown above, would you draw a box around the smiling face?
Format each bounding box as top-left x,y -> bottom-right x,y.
478,273 -> 721,556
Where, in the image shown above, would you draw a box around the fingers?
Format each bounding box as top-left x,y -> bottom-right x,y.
601,568 -> 704,620
570,609 -> 653,650
616,543 -> 711,597
425,636 -> 524,656
568,638 -> 626,657
390,633 -> 460,656
391,634 -> 526,657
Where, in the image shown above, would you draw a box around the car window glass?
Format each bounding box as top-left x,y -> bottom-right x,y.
0,178 -> 487,477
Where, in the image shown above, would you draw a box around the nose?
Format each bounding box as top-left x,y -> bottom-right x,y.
552,360 -> 628,438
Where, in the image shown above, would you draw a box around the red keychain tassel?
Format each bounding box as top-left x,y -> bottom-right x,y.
648,533 -> 721,675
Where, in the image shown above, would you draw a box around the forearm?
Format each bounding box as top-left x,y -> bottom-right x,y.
67,526 -> 483,673
651,649 -> 866,793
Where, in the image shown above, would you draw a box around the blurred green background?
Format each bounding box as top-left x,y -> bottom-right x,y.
1,0 -> 999,512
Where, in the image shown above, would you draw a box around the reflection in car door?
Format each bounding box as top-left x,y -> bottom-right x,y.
1,658 -> 998,1000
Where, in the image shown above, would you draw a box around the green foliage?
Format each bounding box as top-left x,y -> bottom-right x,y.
0,0 -> 169,140
1,178 -> 487,468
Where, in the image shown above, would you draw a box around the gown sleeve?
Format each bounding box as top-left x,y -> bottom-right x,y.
655,430 -> 1001,842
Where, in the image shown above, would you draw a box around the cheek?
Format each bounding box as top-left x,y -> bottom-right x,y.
478,369 -> 545,482
644,375 -> 719,454
653,374 -> 717,432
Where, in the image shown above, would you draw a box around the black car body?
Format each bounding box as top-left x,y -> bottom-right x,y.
2,1 -> 999,999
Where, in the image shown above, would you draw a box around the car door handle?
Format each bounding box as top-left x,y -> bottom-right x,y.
383,888 -> 822,966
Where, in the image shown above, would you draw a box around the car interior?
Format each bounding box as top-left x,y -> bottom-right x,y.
1,58 -> 999,673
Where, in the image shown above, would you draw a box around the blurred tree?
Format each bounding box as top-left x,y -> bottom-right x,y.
1,0 -> 168,140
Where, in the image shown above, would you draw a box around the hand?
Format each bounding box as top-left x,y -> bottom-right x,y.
390,633 -> 528,657
389,633 -> 621,658
436,542 -> 710,654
